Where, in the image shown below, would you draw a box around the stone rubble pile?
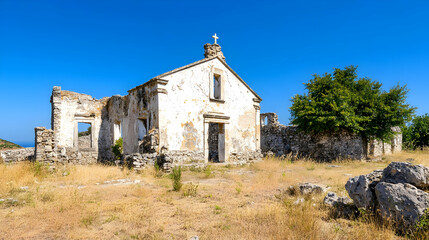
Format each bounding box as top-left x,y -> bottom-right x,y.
345,162 -> 429,230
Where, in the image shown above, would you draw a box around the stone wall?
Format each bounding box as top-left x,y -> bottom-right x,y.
78,135 -> 91,149
35,127 -> 57,165
0,148 -> 35,164
35,127 -> 97,165
125,149 -> 261,173
260,113 -> 402,161
229,150 -> 263,163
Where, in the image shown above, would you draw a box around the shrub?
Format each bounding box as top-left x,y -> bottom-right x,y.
171,166 -> 182,191
183,183 -> 198,197
111,138 -> 123,160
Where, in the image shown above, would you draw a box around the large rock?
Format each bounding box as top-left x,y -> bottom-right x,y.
375,182 -> 429,229
381,162 -> 429,188
345,170 -> 383,209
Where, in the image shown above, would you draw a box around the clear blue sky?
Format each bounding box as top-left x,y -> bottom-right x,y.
1,0 -> 428,146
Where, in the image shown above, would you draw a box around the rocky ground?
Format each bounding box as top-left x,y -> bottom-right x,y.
1,151 -> 429,239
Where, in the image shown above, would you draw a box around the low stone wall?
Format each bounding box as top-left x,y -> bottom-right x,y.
35,127 -> 98,165
260,113 -> 402,161
125,149 -> 261,172
125,152 -> 157,172
0,148 -> 35,164
229,150 -> 263,164
57,147 -> 98,164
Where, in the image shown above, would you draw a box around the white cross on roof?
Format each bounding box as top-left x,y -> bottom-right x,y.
212,33 -> 219,44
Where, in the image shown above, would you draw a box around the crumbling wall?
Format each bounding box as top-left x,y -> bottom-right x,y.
35,127 -> 57,165
260,113 -> 402,161
0,148 -> 35,164
120,82 -> 159,155
35,87 -> 113,164
366,127 -> 402,158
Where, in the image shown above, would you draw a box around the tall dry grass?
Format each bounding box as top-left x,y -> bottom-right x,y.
1,151 -> 428,239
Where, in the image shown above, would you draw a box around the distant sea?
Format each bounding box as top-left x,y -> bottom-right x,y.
15,142 -> 35,148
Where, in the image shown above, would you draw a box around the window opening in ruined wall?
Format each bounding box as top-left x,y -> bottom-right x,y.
78,122 -> 92,149
261,116 -> 268,126
113,122 -> 122,143
138,118 -> 147,141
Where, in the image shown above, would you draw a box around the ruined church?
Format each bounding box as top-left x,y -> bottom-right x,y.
35,35 -> 263,168
32,35 -> 402,169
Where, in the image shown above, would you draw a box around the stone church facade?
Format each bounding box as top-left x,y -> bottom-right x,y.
35,38 -> 263,168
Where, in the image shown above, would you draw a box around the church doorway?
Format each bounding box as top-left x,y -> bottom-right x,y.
208,123 -> 225,162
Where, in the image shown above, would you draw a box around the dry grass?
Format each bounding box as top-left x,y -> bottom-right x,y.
1,151 -> 428,239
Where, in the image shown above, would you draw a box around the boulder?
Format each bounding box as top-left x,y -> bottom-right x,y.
375,182 -> 429,229
345,170 -> 383,209
323,192 -> 353,207
324,192 -> 356,218
298,183 -> 327,195
381,162 -> 429,189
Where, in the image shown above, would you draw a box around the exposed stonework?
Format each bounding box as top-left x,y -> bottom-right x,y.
35,127 -> 57,165
125,152 -> 157,172
0,148 -> 35,164
229,150 -> 262,164
204,43 -> 225,61
260,112 -> 402,161
78,135 -> 91,149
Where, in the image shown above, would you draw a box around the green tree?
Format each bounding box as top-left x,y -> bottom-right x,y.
290,66 -> 414,141
403,114 -> 429,149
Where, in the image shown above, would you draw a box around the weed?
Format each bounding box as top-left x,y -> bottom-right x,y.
410,209 -> 429,239
183,183 -> 198,197
306,164 -> 316,171
81,215 -> 95,228
40,192 -> 55,202
214,205 -> 222,214
103,214 -> 118,224
204,165 -> 213,178
32,161 -> 47,177
235,182 -> 242,195
171,166 -> 182,191
153,161 -> 163,178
